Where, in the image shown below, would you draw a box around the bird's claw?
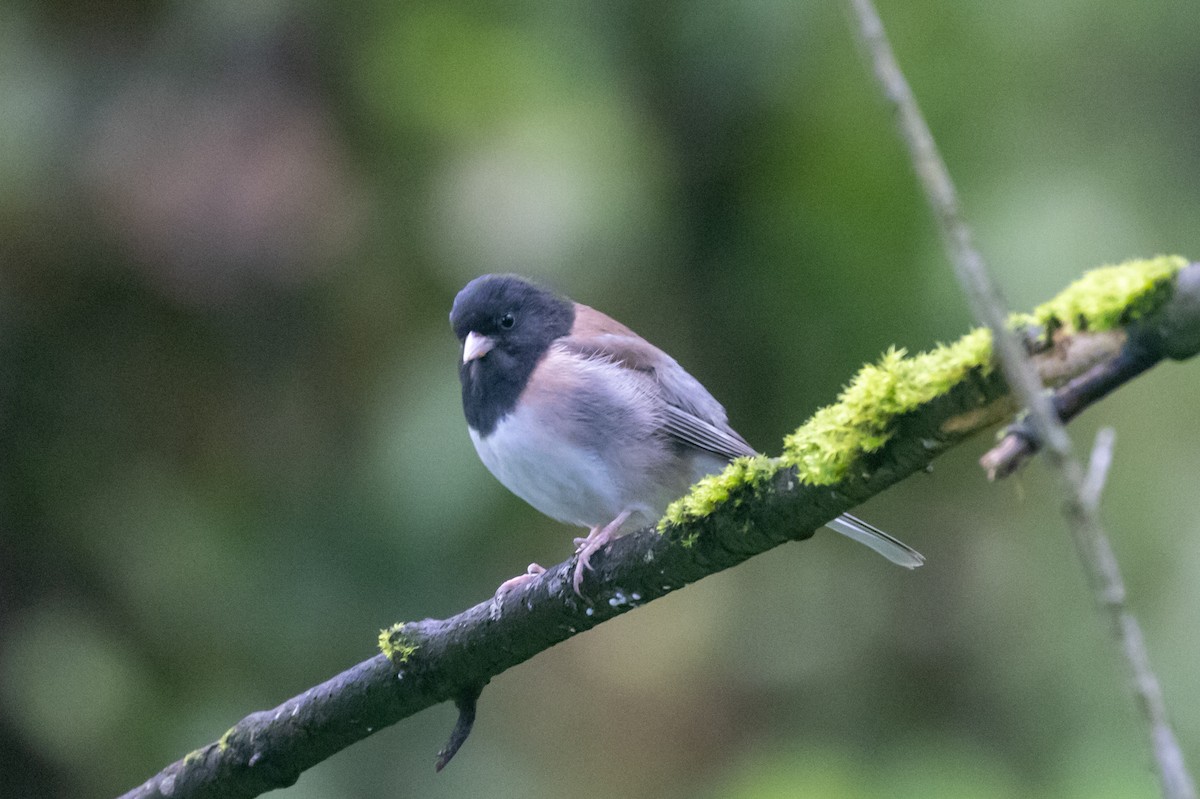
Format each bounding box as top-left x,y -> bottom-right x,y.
494,563 -> 545,600
571,542 -> 600,595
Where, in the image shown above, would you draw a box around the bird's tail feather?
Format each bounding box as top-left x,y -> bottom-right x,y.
826,513 -> 925,568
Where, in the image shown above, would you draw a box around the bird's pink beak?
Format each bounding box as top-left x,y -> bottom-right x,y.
462,331 -> 495,364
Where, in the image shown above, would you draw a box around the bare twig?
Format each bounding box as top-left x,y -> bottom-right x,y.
845,2 -> 1196,797
1081,427 -> 1116,512
981,334 -> 1160,478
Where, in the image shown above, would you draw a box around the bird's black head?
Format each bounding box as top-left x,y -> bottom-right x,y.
450,274 -> 575,435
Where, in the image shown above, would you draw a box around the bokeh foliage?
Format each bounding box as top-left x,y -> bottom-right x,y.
2,2 -> 1199,797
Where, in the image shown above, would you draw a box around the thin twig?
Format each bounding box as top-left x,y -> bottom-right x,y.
845,2 -> 1197,797
1082,427 -> 1116,512
981,334 -> 1161,478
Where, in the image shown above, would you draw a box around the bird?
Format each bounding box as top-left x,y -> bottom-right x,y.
449,274 -> 924,596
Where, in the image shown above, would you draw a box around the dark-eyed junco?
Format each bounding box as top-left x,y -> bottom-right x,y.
450,274 -> 923,595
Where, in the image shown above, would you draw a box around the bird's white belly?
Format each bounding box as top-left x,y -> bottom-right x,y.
469,405 -> 638,529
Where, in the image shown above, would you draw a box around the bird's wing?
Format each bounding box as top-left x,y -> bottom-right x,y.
562,304 -> 757,461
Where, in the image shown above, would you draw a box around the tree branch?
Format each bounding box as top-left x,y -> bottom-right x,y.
118,254 -> 1200,799
846,2 -> 1199,797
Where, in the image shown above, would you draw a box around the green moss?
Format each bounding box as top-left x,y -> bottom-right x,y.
658,255 -> 1187,530
660,455 -> 776,531
783,327 -> 994,487
662,332 -> 995,528
378,623 -> 419,664
218,727 -> 236,751
1011,254 -> 1185,333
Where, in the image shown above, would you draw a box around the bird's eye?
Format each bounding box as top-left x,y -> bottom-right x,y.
499,313 -> 515,329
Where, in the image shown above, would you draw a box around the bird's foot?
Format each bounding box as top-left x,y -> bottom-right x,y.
571,510 -> 632,596
495,563 -> 546,599
572,529 -> 609,596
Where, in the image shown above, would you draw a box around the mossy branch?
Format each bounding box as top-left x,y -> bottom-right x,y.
116,257 -> 1200,799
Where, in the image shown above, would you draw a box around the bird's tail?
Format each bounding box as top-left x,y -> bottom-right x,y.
826,513 -> 925,568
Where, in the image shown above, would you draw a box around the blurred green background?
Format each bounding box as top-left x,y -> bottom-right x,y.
3,1 -> 1199,797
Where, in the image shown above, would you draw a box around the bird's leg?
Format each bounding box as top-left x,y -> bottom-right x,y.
572,509 -> 632,595
494,563 -> 546,598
